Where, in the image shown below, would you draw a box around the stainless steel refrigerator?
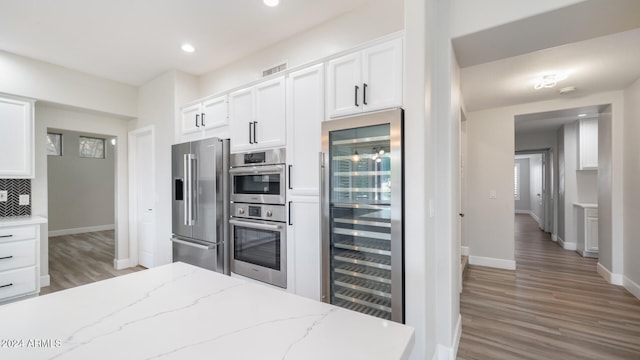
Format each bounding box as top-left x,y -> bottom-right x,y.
171,137 -> 230,274
321,108 -> 404,323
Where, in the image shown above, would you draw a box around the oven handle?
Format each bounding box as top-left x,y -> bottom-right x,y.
228,165 -> 285,175
229,219 -> 283,231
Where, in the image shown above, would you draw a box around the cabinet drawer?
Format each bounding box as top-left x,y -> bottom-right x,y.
0,239 -> 37,271
0,266 -> 38,301
0,225 -> 38,242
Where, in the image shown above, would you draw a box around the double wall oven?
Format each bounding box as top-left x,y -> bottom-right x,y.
229,148 -> 287,288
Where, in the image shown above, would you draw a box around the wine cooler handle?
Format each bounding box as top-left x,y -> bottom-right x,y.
319,151 -> 328,302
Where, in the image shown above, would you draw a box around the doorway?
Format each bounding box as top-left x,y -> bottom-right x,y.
514,151 -> 551,234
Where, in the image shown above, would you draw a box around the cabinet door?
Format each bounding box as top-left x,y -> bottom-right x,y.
585,209 -> 598,252
287,197 -> 321,301
254,77 -> 286,150
327,52 -> 362,119
201,95 -> 228,132
362,37 -> 403,113
228,87 -> 254,153
180,103 -> 202,135
286,64 -> 324,196
0,97 -> 34,178
578,118 -> 598,170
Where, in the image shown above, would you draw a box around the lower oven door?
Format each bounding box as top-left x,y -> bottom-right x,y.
229,218 -> 286,288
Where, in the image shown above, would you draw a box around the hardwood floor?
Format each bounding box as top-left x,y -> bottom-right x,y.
40,230 -> 146,295
457,214 -> 640,360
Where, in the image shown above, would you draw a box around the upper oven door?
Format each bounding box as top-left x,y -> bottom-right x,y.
229,164 -> 286,204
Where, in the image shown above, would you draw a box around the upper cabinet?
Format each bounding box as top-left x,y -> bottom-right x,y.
180,94 -> 228,138
578,118 -> 598,170
326,37 -> 403,119
229,76 -> 286,153
0,96 -> 35,178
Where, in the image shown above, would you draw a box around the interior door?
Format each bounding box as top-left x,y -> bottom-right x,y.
135,129 -> 155,268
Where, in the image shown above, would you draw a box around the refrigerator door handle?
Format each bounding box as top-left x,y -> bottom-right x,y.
185,153 -> 196,226
183,154 -> 190,226
171,237 -> 217,250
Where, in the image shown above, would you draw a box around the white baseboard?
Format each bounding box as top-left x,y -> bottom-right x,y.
435,315 -> 461,360
515,210 -> 530,214
624,276 -> 640,300
529,212 -> 543,228
49,224 -> 115,237
597,263 -> 624,286
557,236 -> 577,250
40,275 -> 50,287
469,255 -> 516,270
113,258 -> 134,270
551,233 -> 558,242
460,246 -> 469,256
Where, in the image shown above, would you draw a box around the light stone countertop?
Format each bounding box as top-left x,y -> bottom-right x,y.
0,262 -> 415,360
0,215 -> 47,227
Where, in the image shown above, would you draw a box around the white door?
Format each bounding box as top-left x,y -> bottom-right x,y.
327,51 -> 361,118
286,64 -> 324,196
362,37 -> 403,113
130,127 -> 155,268
254,77 -> 286,150
229,87 -> 254,153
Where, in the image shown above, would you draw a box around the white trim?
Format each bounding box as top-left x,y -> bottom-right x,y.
40,275 -> 50,287
469,255 -> 516,270
113,258 -> 133,270
557,236 -> 577,250
435,315 -> 460,360
529,211 -> 542,228
597,262 -> 624,286
453,314 -> 462,359
48,224 -> 115,237
623,276 -> 640,300
551,233 -> 558,242
515,209 -> 530,214
460,246 -> 469,256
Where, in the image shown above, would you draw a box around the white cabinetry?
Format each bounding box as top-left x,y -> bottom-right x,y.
575,204 -> 598,258
326,37 -> 402,119
578,118 -> 598,170
229,77 -> 286,153
0,222 -> 40,303
287,198 -> 321,301
286,64 -> 324,196
0,96 -> 35,178
180,95 -> 228,138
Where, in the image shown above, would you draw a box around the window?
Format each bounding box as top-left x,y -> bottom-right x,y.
47,133 -> 62,156
79,136 -> 105,159
514,162 -> 520,200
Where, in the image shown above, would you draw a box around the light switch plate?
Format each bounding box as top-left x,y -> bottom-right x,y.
19,194 -> 30,205
0,190 -> 7,202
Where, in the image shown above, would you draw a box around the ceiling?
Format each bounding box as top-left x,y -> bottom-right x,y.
0,0 -> 372,86
455,0 -> 640,134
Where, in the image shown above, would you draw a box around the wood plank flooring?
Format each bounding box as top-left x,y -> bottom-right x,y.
40,230 -> 146,295
457,214 -> 640,360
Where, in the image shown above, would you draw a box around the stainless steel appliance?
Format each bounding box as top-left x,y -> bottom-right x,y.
321,108 -> 404,322
229,148 -> 287,288
171,137 -> 230,274
229,149 -> 286,204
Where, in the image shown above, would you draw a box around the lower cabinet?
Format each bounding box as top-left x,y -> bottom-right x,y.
0,223 -> 40,303
575,204 -> 598,258
287,197 -> 321,301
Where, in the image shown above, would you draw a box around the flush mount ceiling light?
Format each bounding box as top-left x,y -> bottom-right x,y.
578,113 -> 588,117
263,0 -> 279,7
534,73 -> 568,90
181,43 -> 195,53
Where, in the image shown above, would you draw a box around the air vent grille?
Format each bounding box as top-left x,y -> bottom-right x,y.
262,63 -> 287,77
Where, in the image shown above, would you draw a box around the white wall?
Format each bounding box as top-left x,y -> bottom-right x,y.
514,158 -> 531,212
623,77 -> 640,297
465,91 -> 623,275
47,129 -> 115,233
0,50 -> 137,118
33,103 -> 129,281
198,0 -> 404,98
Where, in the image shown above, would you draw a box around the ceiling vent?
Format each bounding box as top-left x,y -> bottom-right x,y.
262,62 -> 287,77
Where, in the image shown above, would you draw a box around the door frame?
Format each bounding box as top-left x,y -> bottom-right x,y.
128,125 -> 156,268
515,149 -> 553,233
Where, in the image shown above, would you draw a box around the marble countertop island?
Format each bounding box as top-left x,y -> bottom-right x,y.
0,262 -> 414,359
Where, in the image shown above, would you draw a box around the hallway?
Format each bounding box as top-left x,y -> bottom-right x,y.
457,214 -> 640,360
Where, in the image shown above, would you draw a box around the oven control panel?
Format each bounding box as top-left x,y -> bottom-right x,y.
231,203 -> 285,222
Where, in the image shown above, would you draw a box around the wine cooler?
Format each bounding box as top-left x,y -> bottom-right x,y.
321,108 -> 404,323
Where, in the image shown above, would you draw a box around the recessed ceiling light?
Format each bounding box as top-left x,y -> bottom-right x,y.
263,0 -> 279,7
181,43 -> 195,53
578,113 -> 587,117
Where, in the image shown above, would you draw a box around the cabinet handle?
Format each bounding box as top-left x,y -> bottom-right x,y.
0,283 -> 13,289
195,114 -> 200,127
249,122 -> 253,144
288,165 -> 293,190
253,121 -> 258,144
354,85 -> 359,107
363,83 -> 368,105
0,235 -> 13,238
0,255 -> 13,260
288,201 -> 293,226
201,113 -> 206,127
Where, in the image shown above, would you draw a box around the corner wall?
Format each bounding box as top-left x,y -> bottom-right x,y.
623,78 -> 640,297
